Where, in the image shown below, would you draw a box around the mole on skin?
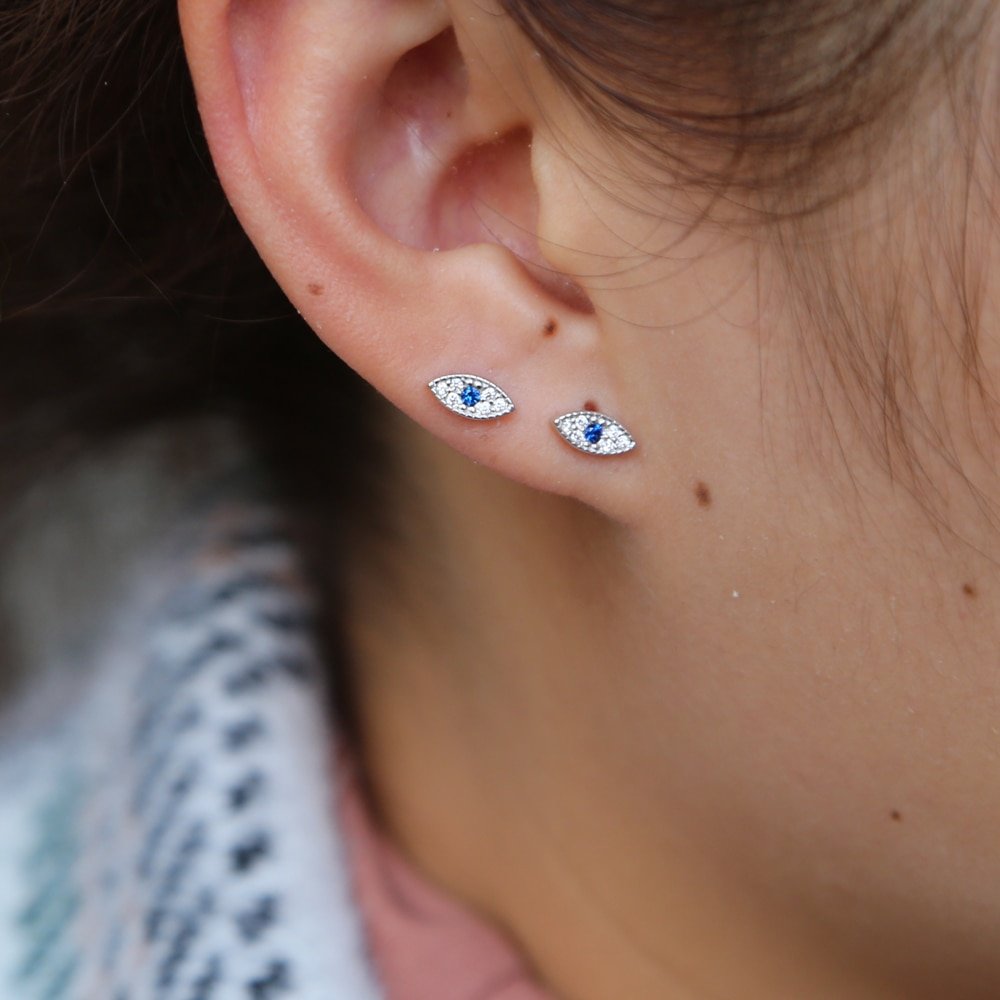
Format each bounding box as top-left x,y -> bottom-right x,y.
307,282 -> 324,296
543,319 -> 557,335
694,481 -> 712,508
963,582 -> 977,598
890,810 -> 902,822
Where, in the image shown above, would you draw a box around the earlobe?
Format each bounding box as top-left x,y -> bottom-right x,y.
179,0 -> 644,518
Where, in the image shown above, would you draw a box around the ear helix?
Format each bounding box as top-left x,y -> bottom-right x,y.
428,372 -> 637,455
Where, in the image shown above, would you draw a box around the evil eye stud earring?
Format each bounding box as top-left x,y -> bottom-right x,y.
428,374 -> 515,420
553,410 -> 636,456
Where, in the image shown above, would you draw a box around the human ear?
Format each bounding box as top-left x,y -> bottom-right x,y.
178,0 -> 644,518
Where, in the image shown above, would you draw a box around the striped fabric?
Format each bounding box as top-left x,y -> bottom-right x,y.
0,501 -> 382,1000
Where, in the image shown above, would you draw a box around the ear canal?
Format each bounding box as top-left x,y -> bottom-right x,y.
352,27 -> 593,313
352,26 -> 536,255
352,27 -> 470,251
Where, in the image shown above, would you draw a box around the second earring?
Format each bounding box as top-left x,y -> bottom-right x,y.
553,410 -> 636,455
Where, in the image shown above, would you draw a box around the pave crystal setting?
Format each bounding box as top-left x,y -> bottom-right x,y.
554,410 -> 636,456
428,374 -> 515,420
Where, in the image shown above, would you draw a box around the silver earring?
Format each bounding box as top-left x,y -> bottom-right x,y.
428,374 -> 515,420
553,410 -> 636,456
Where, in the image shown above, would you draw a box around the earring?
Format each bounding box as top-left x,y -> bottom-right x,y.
428,374 -> 515,420
553,410 -> 636,456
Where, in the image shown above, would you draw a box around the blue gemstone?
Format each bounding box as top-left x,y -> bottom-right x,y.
584,421 -> 604,445
461,384 -> 481,407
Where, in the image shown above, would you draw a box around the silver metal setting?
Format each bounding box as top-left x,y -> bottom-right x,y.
553,410 -> 636,456
428,374 -> 514,420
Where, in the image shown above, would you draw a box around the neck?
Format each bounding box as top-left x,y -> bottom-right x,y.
343,412 -> 997,1000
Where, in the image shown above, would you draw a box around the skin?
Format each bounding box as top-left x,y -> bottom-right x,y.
179,0 -> 1000,996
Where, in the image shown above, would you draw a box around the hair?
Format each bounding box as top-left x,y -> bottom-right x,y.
0,0 -> 387,706
504,1 -> 998,505
0,0 -> 378,507
0,2 -> 993,569
502,1 -> 952,202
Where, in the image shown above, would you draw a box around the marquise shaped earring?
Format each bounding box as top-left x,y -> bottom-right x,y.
428,374 -> 515,420
553,410 -> 636,456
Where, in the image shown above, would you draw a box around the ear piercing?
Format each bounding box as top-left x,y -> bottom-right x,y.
553,410 -> 636,456
428,372 -> 637,455
428,374 -> 515,420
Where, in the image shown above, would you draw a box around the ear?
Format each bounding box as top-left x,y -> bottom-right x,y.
178,0 -> 643,517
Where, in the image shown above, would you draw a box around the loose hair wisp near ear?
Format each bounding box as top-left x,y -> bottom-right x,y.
503,0 -> 961,203
502,0 -> 1000,513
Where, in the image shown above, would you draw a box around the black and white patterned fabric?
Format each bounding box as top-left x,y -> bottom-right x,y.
0,499 -> 383,1000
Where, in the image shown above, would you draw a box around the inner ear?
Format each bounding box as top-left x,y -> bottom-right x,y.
352,28 -> 593,313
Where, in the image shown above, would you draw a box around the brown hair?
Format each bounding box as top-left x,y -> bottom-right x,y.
503,1 -> 978,206
0,0 -> 385,701
503,0 -> 996,495
0,0 -> 378,506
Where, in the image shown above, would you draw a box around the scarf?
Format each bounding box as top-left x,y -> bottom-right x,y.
0,483 -> 382,1000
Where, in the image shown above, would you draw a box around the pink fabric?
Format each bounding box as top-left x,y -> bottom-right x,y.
335,745 -> 552,1000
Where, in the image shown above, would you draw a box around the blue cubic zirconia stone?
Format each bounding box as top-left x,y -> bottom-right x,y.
584,421 -> 604,445
461,384 -> 482,408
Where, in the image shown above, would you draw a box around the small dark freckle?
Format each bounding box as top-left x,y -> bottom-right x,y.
890,809 -> 902,822
694,481 -> 712,508
582,400 -> 598,412
307,282 -> 324,296
543,319 -> 557,335
962,582 -> 977,598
